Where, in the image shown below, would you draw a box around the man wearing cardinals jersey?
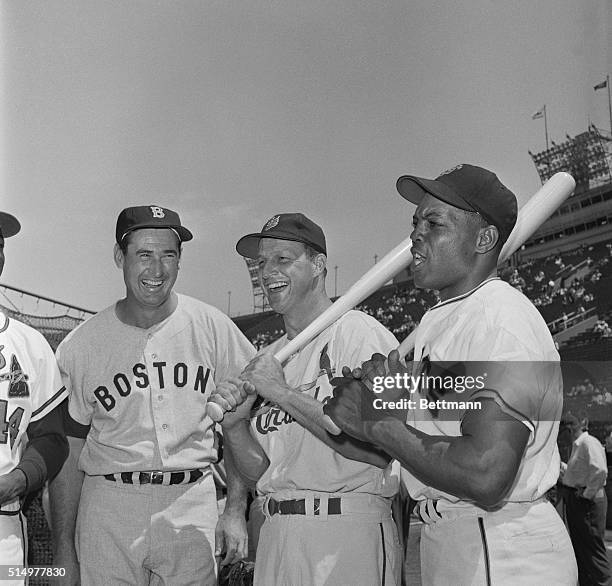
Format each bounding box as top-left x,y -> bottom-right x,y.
324,165 -> 578,585
209,213 -> 402,586
0,210 -> 68,583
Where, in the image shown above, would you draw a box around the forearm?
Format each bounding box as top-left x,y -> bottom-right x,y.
369,418 -> 515,507
223,443 -> 249,515
223,420 -> 269,486
282,391 -> 392,468
48,436 -> 85,554
19,405 -> 69,493
583,466 -> 608,498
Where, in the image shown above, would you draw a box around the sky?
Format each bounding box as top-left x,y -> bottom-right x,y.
0,0 -> 610,317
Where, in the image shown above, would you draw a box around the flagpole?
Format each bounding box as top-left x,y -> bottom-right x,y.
544,105 -> 549,150
607,74 -> 611,136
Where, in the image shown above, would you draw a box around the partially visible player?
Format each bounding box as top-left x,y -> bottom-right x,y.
49,205 -> 255,586
324,164 -> 578,585
209,213 -> 402,585
0,211 -> 68,584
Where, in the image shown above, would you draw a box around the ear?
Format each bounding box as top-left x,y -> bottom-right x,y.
312,253 -> 327,277
475,225 -> 500,254
114,243 -> 125,269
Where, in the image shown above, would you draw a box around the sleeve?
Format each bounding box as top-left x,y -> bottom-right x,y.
582,440 -> 608,499
30,331 -> 69,422
467,360 -> 562,434
55,337 -> 93,426
213,315 -> 257,383
17,402 -> 69,493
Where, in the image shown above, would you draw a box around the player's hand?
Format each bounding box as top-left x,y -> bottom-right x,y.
215,507 -> 248,567
323,377 -> 376,442
0,469 -> 26,506
241,353 -> 290,404
209,378 -> 257,429
342,352 -> 390,387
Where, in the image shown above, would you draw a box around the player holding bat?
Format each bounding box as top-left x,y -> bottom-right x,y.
324,164 -> 578,585
210,213 -> 402,585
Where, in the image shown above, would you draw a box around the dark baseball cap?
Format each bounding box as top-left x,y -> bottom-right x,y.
396,164 -> 518,244
115,205 -> 193,244
236,213 -> 326,259
0,212 -> 20,239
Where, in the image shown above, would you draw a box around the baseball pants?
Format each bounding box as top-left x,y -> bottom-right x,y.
0,499 -> 27,585
417,498 -> 578,585
76,469 -> 218,586
254,493 -> 401,586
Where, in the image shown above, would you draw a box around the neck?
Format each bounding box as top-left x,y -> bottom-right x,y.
439,267 -> 498,302
283,293 -> 333,339
116,292 -> 178,329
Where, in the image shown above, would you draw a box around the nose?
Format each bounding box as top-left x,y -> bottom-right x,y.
150,255 -> 164,277
410,222 -> 423,243
260,259 -> 279,281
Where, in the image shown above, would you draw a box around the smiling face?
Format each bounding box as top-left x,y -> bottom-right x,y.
256,238 -> 320,316
115,228 -> 181,313
410,193 -> 486,301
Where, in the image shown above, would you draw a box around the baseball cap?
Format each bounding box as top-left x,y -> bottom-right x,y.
115,205 -> 193,244
236,213 -> 326,259
396,164 -> 518,243
0,212 -> 20,239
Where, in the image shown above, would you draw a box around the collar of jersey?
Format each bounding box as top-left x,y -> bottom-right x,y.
428,276 -> 501,312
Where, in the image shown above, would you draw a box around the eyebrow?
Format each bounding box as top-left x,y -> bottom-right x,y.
413,209 -> 448,221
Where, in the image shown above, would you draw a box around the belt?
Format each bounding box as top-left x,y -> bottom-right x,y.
267,497 -> 342,516
104,469 -> 203,486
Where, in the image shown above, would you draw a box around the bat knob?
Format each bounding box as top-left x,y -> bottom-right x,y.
207,401 -> 225,423
323,415 -> 342,436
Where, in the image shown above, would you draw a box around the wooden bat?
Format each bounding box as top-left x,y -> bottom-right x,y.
208,171 -> 575,435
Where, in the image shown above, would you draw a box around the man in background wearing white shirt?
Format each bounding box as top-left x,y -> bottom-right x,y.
561,414 -> 611,586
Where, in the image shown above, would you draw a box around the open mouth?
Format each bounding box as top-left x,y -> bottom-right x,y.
412,250 -> 426,268
142,279 -> 164,289
266,280 -> 289,293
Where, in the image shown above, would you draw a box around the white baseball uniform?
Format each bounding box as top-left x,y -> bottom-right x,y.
57,294 -> 255,585
251,310 -> 402,586
0,311 -> 67,583
402,277 -> 578,585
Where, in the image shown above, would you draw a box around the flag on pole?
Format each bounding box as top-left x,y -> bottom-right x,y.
532,106 -> 545,120
594,80 -> 608,91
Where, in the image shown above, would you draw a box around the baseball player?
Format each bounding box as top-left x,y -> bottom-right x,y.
324,165 -> 579,585
0,211 -> 69,584
209,213 -> 402,586
49,205 -> 255,586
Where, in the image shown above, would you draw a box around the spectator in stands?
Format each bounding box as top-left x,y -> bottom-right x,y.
560,414 -> 611,586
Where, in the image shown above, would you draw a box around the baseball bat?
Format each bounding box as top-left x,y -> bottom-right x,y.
207,236 -> 416,432
395,171 -> 576,359
209,171 -> 575,434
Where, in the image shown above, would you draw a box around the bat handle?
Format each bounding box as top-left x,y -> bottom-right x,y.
207,401 -> 225,423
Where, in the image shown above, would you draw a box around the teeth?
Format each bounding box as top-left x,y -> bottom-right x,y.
142,279 -> 163,286
413,252 -> 425,266
268,282 -> 288,290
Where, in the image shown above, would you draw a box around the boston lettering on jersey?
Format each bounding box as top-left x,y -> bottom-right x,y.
94,361 -> 212,412
256,344 -> 335,435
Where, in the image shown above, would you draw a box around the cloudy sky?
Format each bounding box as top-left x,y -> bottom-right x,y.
1,0 -> 609,316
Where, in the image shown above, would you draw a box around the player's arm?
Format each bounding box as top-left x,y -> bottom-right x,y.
325,361 -> 529,508
48,401 -> 89,580
211,378 -> 270,485
241,353 -> 392,468
215,442 -> 249,566
0,403 -> 69,505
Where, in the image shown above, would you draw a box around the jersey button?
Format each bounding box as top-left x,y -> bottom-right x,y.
162,424 -> 168,430
158,395 -> 164,401
152,353 -> 157,359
